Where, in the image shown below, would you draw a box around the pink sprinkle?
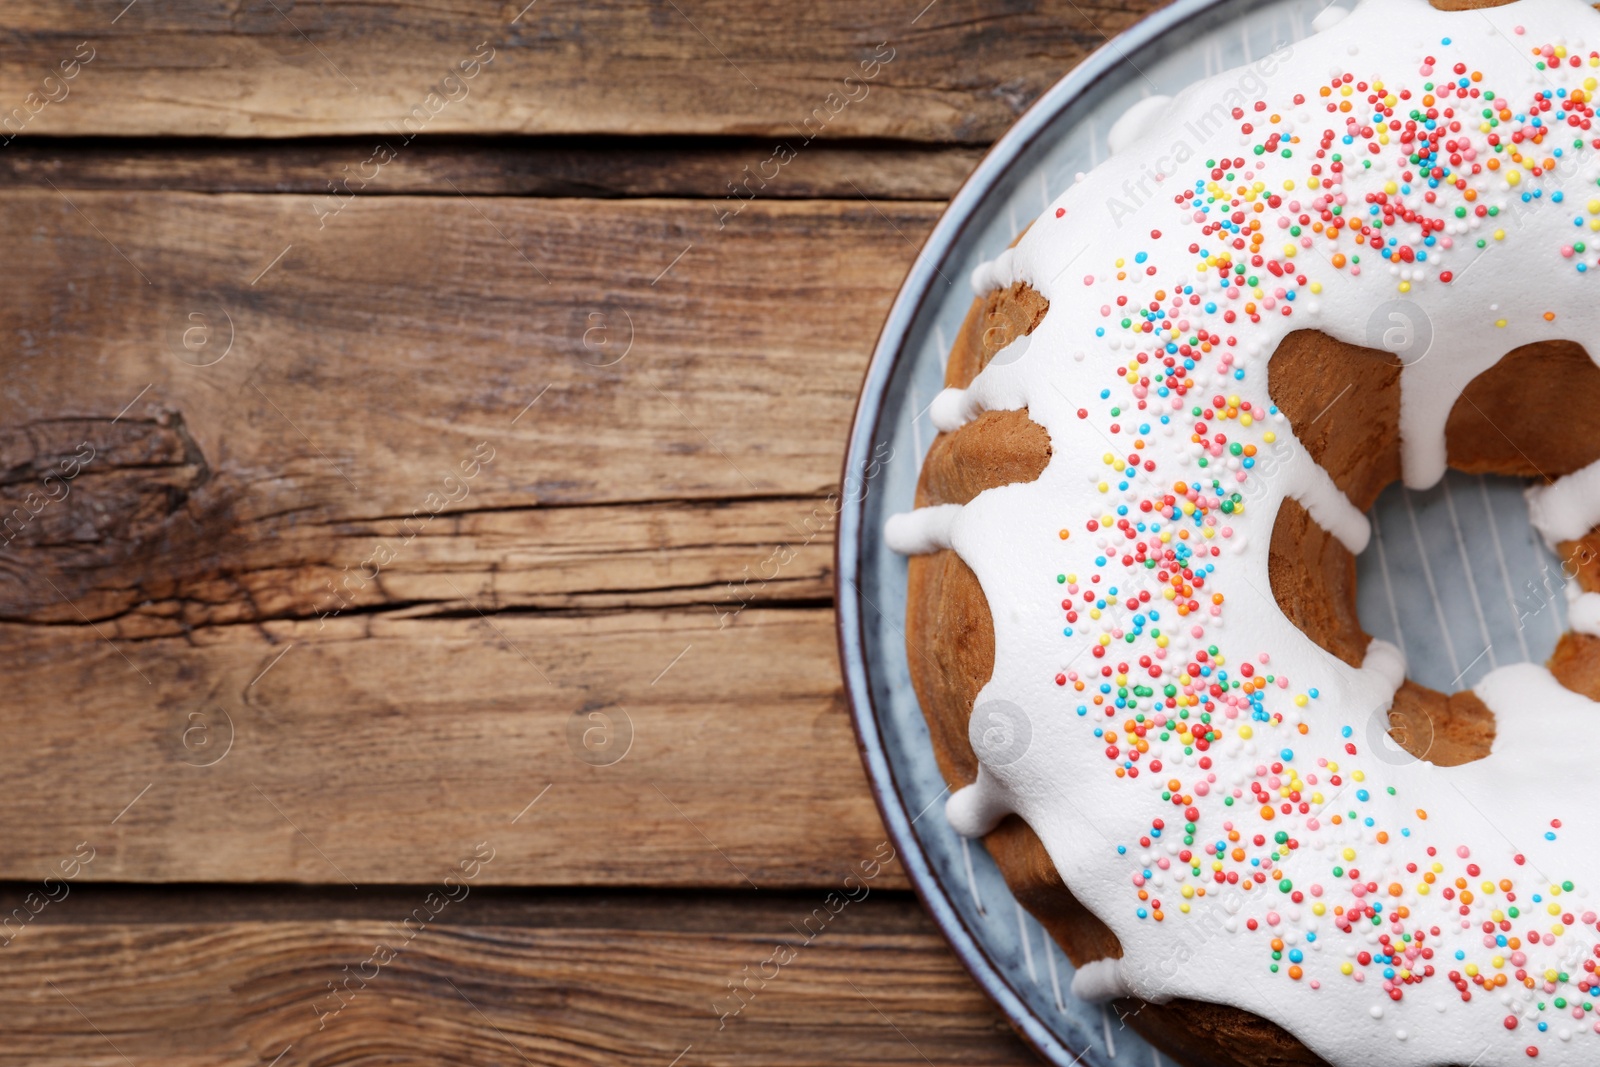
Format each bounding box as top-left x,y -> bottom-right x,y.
1266,911 -> 1281,927
1084,274 -> 1096,286
1457,846 -> 1471,859
1515,24 -> 1525,34
1309,980 -> 1321,990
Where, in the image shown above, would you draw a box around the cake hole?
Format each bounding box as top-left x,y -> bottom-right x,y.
1355,471 -> 1568,693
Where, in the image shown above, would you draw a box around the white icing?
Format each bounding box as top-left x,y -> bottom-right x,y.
1527,457 -> 1600,547
886,3 -> 1600,1064
885,504 -> 961,555
1567,585 -> 1600,637
1288,449 -> 1372,554
1109,95 -> 1177,155
947,768 -> 1010,837
1362,638 -> 1407,692
930,387 -> 970,432
1072,957 -> 1133,1002
1312,6 -> 1352,33
971,247 -> 1021,295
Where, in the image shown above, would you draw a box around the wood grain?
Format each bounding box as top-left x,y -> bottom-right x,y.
0,606 -> 900,888
0,190 -> 926,887
0,191 -> 928,624
0,0 -> 1165,142
0,895 -> 1035,1067
0,136 -> 985,200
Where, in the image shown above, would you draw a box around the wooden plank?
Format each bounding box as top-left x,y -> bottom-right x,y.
0,190 -> 927,504
0,192 -> 919,887
0,896 -> 1034,1066
0,136 -> 985,200
0,607 -> 896,888
0,0 -> 1165,142
0,191 -> 925,621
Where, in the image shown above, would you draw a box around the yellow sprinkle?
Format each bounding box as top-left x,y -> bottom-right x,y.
1239,726 -> 1254,740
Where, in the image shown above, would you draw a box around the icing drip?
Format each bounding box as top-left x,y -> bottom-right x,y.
1287,449 -> 1373,554
1072,957 -> 1134,1002
885,504 -> 961,555
887,3 -> 1600,1064
971,247 -> 1021,295
1362,638 -> 1407,692
947,769 -> 1010,837
1566,585 -> 1600,637
930,387 -> 972,432
1527,457 -> 1600,547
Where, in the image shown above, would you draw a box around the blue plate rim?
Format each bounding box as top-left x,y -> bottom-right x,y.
835,1 -> 1255,1061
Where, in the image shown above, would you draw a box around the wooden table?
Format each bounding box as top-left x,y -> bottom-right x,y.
0,2 -> 1162,1062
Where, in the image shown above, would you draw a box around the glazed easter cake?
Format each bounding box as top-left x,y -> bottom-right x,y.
886,0 -> 1600,1065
